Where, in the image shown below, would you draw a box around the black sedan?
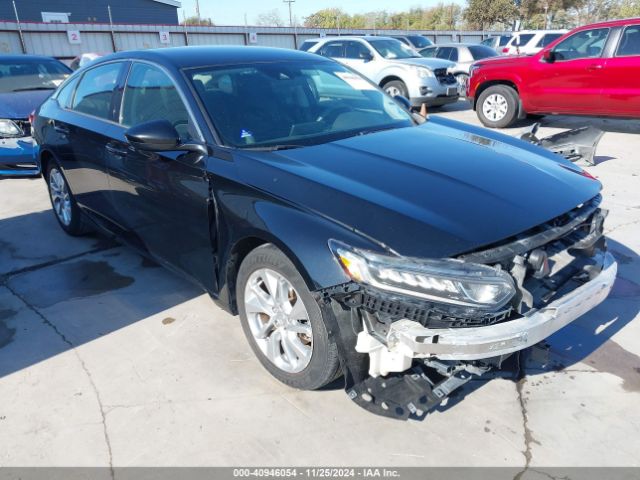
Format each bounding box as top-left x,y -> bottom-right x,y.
33,47 -> 616,419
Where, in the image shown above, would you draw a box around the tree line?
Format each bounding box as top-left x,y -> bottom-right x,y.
181,0 -> 640,29
301,0 -> 640,31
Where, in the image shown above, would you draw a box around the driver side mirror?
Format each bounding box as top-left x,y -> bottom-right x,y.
393,94 -> 412,111
125,120 -> 207,155
543,50 -> 556,63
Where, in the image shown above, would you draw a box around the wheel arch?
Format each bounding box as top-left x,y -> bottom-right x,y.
379,75 -> 405,88
473,80 -> 520,110
215,202 -> 381,316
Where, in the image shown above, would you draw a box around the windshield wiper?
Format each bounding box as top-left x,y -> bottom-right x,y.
243,144 -> 303,152
11,87 -> 56,92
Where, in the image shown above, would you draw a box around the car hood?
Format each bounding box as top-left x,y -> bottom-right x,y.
0,90 -> 53,119
237,117 -> 601,259
394,57 -> 455,70
475,54 -> 532,68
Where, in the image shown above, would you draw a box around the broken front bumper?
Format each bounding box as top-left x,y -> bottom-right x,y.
359,252 -> 616,372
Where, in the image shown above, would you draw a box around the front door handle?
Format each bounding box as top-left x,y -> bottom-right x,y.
587,63 -> 603,71
105,143 -> 128,158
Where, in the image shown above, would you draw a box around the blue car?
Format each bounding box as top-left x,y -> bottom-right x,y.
0,55 -> 71,176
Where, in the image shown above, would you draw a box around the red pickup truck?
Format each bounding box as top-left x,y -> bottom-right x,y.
467,18 -> 640,128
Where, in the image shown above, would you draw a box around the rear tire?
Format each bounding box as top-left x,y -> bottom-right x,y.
477,85 -> 519,128
237,244 -> 341,390
45,161 -> 92,236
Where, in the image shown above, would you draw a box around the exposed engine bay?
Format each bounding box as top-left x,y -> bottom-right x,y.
318,195 -> 617,420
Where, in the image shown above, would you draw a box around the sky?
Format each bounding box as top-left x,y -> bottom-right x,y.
178,0 -> 465,26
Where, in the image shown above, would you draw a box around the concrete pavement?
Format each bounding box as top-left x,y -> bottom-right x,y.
0,103 -> 638,468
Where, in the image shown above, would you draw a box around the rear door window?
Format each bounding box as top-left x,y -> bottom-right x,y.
499,36 -> 511,46
344,41 -> 372,60
319,41 -> 345,58
537,33 -> 563,48
514,34 -> 535,47
436,47 -> 454,60
616,25 -> 640,56
72,62 -> 123,120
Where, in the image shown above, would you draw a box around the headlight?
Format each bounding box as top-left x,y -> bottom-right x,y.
0,119 -> 23,137
330,240 -> 515,310
410,66 -> 434,78
469,64 -> 481,78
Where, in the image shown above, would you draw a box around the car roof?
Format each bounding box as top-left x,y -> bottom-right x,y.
0,54 -> 60,62
574,17 -> 640,29
515,30 -> 567,34
101,46 -> 333,69
315,35 -> 395,42
425,43 -> 486,47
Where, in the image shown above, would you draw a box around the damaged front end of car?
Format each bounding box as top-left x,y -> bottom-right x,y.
316,194 -> 616,420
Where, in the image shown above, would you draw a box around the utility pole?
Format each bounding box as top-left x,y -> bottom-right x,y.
195,0 -> 201,23
283,0 -> 295,27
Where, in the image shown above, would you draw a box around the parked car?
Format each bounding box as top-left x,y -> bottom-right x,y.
480,35 -> 512,52
420,43 -> 498,93
0,55 -> 71,176
33,46 -> 616,419
69,52 -> 106,71
468,19 -> 640,128
390,34 -> 434,51
307,36 -> 458,107
501,30 -> 567,55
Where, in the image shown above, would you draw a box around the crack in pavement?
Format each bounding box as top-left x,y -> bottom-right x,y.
1,279 -> 115,480
513,353 -> 541,480
605,218 -> 640,235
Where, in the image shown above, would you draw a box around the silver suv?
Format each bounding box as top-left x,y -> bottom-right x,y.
306,36 -> 459,107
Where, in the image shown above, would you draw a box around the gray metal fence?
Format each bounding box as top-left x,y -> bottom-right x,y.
0,20 -> 508,60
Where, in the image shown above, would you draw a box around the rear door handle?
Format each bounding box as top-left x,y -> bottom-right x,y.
53,122 -> 70,135
105,143 -> 128,158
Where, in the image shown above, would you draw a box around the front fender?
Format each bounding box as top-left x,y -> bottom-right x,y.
213,191 -> 386,313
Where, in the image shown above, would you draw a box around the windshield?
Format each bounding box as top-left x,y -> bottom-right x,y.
0,59 -> 70,94
188,61 -> 414,149
369,39 -> 421,59
407,35 -> 433,49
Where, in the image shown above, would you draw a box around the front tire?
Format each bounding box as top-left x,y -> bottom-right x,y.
382,80 -> 409,99
477,85 -> 519,128
45,162 -> 91,236
237,244 -> 340,390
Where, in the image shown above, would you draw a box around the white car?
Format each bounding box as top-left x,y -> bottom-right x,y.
304,36 -> 459,108
501,30 -> 567,55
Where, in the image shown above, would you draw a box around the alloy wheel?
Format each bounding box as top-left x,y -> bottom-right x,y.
482,93 -> 509,122
49,168 -> 72,226
244,268 -> 313,373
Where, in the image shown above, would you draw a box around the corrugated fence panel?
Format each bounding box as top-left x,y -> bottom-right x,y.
0,31 -> 22,54
256,34 -> 295,49
461,34 -> 483,43
114,31 -> 182,50
188,33 -> 246,46
23,31 -> 114,56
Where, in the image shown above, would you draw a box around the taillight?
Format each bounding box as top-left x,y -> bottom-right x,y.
502,48 -> 509,53
28,110 -> 35,126
580,169 -> 597,180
